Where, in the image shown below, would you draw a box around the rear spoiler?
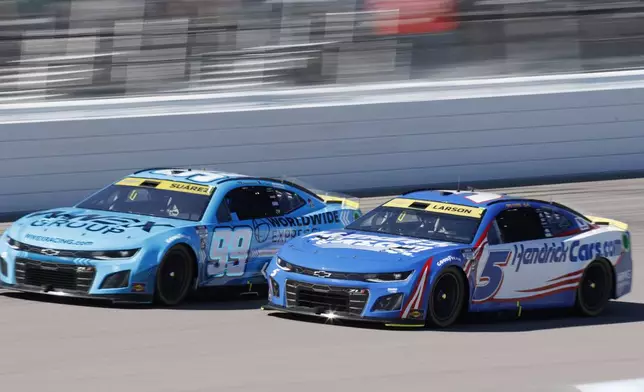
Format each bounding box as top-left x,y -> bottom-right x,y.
318,194 -> 360,210
586,215 -> 629,231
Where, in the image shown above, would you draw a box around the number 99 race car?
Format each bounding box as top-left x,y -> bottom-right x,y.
263,189 -> 633,328
0,168 -> 361,305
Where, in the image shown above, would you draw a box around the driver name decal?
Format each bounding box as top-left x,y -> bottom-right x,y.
26,211 -> 174,234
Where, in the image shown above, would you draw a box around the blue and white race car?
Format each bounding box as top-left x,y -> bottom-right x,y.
0,168 -> 361,305
263,189 -> 633,328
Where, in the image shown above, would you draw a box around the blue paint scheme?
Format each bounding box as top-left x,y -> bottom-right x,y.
0,169 -> 361,302
265,190 -> 633,324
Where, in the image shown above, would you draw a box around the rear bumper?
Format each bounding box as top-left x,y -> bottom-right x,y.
0,281 -> 153,304
261,303 -> 425,327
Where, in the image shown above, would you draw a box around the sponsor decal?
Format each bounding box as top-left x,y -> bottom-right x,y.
131,283 -> 146,292
271,228 -> 320,244
617,269 -> 632,283
617,269 -> 632,294
511,239 -> 623,272
26,211 -> 174,235
252,219 -> 272,243
408,309 -> 424,319
623,233 -> 631,251
307,231 -> 454,257
437,255 -> 460,267
266,211 -> 340,228
195,226 -> 208,250
24,234 -> 94,246
575,217 -> 590,231
505,202 -> 530,208
250,212 -> 341,245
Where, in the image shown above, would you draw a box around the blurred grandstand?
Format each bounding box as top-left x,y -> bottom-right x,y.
1,0 -> 644,101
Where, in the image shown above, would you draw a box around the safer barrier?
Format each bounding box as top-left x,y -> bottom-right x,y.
2,70 -> 644,215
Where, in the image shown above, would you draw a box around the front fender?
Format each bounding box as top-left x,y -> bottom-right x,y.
400,251 -> 468,320
137,229 -> 203,274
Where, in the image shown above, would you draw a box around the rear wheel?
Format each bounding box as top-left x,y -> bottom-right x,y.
575,260 -> 613,317
425,268 -> 467,328
155,246 -> 194,306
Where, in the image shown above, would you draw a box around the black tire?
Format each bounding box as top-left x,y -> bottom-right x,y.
575,260 -> 613,317
425,268 -> 467,328
154,246 -> 195,306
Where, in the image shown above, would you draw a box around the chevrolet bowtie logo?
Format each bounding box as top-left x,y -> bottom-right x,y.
313,270 -> 332,278
41,249 -> 60,256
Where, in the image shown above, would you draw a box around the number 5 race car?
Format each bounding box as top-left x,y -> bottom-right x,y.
263,189 -> 633,328
0,168 -> 361,305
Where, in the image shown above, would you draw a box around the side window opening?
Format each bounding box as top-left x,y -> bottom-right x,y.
224,186 -> 279,221
487,221 -> 502,245
538,208 -> 575,237
273,188 -> 306,215
216,201 -> 232,223
495,207 -> 546,243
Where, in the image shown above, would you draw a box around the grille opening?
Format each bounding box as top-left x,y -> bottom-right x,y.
297,289 -> 350,313
15,258 -> 96,293
285,280 -> 368,316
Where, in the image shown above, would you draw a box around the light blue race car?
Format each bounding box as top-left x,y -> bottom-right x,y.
0,168 -> 362,305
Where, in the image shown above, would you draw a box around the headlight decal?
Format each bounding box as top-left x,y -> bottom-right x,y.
275,257 -> 414,282
5,237 -> 140,260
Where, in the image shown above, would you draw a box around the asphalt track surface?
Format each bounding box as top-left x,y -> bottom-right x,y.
1,178 -> 643,392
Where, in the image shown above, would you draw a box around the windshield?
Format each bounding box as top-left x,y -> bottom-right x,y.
346,206 -> 482,244
76,179 -> 214,221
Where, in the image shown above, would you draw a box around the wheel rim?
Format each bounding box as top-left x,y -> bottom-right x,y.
158,252 -> 190,304
580,263 -> 609,312
432,273 -> 461,323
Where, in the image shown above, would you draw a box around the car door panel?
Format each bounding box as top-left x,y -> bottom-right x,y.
199,183 -> 357,287
470,205 -> 587,312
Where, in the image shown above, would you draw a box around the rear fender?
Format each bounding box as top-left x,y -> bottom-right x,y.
586,215 -> 629,231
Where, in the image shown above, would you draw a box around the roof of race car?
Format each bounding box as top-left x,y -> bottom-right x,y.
122,168 -> 328,201
128,168 -> 250,185
400,189 -> 516,207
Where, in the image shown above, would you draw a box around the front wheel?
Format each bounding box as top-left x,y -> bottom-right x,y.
575,260 -> 613,317
154,246 -> 195,306
425,268 -> 467,328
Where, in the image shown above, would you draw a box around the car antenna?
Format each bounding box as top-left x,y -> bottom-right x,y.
456,176 -> 460,192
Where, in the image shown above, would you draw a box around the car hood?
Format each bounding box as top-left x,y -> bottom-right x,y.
279,229 -> 468,272
5,207 -> 193,250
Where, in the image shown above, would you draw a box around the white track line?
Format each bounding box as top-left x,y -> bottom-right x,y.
576,377 -> 644,392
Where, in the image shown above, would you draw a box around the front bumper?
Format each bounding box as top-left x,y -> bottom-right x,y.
0,281 -> 153,304
261,303 -> 425,327
263,263 -> 428,327
0,242 -> 158,303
